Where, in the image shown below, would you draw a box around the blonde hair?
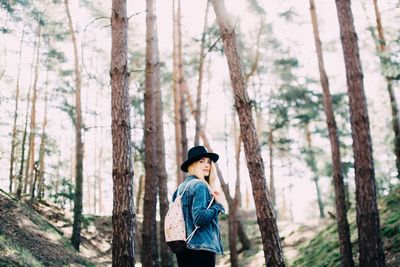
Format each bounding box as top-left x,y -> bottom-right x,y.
187,160 -> 218,190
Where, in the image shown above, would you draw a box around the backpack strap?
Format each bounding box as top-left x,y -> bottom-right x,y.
177,179 -> 197,197
177,179 -> 200,197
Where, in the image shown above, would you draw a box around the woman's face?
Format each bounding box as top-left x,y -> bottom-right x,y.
198,157 -> 211,177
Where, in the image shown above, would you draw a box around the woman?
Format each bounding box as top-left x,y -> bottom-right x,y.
172,146 -> 225,267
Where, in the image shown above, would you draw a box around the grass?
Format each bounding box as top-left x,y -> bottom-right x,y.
292,187 -> 400,267
0,190 -> 95,267
0,234 -> 44,267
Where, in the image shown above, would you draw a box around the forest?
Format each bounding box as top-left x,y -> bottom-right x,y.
0,0 -> 399,266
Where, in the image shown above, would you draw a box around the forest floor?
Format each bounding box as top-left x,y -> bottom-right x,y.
216,211 -> 330,267
0,189 -> 93,266
0,187 -> 399,266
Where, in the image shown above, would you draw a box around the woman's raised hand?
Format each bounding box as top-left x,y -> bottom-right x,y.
211,190 -> 224,204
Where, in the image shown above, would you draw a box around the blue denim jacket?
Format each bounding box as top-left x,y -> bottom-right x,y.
172,175 -> 225,254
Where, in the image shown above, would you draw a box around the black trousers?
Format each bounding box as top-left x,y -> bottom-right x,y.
176,249 -> 216,267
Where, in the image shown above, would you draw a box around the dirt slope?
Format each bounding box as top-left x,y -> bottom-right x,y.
0,189 -> 93,267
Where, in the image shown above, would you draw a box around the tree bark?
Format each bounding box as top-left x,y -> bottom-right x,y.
335,0 -> 385,266
34,68 -> 49,202
211,1 -> 285,265
146,0 -> 173,265
142,0 -> 160,265
24,23 -> 41,195
111,0 -> 136,265
37,84 -> 48,200
372,0 -> 400,180
172,0 -> 184,185
65,0 -> 84,251
177,0 -> 188,162
268,129 -> 276,208
309,1 -> 354,265
305,126 -> 325,218
229,124 -> 241,267
16,24 -> 37,199
9,27 -> 25,193
98,128 -> 104,214
194,0 -> 210,146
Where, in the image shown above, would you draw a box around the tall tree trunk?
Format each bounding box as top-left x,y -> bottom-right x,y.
25,23 -> 41,195
268,129 -> 276,208
142,1 -> 160,266
65,0 -> 84,251
309,1 -> 354,265
305,126 -> 325,218
98,128 -> 104,214
110,0 -> 136,265
335,0 -> 385,266
267,94 -> 276,210
146,0 -> 173,265
211,1 -> 285,265
37,85 -> 48,200
9,27 -> 25,193
172,0 -> 184,185
234,113 -> 242,208
182,81 -> 252,251
16,24 -> 37,199
194,0 -> 210,146
372,0 -> 400,180
92,92 -> 99,214
177,0 -> 188,161
229,122 -> 241,267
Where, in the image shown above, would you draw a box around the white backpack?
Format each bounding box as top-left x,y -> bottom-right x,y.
164,179 -> 213,253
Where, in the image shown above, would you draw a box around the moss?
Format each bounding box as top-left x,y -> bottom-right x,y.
0,235 -> 44,267
293,186 -> 400,267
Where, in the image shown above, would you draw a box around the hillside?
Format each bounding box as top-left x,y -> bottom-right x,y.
0,189 -> 95,267
292,187 -> 400,267
1,187 -> 398,266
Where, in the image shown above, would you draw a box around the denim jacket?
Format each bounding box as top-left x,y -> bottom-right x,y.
172,175 -> 225,254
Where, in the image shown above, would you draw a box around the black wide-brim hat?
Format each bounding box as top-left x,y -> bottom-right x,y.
180,146 -> 219,172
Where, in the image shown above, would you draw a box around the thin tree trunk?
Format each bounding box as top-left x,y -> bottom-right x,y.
25,24 -> 41,195
305,126 -> 325,218
229,123 -> 241,267
111,0 -> 136,265
92,92 -> 99,214
372,0 -> 400,180
16,25 -> 37,199
335,0 -> 385,266
9,27 -> 25,193
37,85 -> 48,200
172,0 -> 184,185
268,129 -> 276,208
267,83 -> 277,211
309,1 -> 354,265
244,21 -> 264,86
136,174 -> 144,215
234,113 -> 242,208
65,0 -> 84,251
98,128 -> 104,214
211,1 -> 285,265
142,1 -> 160,265
194,0 -> 210,146
177,0 -> 188,162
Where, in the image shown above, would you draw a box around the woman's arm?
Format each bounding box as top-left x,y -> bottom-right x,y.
191,182 -> 225,227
